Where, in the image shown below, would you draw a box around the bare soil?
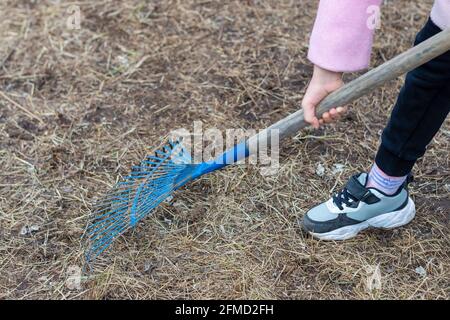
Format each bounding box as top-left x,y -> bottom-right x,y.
0,0 -> 448,299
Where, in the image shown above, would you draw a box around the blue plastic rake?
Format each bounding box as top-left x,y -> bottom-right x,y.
84,29 -> 450,262
84,139 -> 249,262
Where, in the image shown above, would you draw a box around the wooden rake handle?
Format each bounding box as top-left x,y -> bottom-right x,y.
249,27 -> 450,148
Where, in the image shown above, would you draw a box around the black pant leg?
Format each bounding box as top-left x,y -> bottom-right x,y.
375,18 -> 450,176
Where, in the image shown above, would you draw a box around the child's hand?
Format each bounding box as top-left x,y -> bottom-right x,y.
301,65 -> 347,129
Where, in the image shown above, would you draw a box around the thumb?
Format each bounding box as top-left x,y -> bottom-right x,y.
302,100 -> 320,129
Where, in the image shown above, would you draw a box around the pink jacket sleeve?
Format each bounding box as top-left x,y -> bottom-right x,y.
308,0 -> 383,72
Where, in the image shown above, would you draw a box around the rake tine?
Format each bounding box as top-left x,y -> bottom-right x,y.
85,140 -> 197,262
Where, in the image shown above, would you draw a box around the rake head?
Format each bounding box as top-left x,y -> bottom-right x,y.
84,137 -> 248,262
84,140 -> 198,263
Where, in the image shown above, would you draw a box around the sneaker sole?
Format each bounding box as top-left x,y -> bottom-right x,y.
309,197 -> 416,241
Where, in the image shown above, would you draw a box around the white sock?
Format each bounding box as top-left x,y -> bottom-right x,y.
366,164 -> 407,195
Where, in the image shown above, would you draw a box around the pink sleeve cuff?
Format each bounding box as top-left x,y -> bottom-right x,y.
308,0 -> 383,72
431,0 -> 450,30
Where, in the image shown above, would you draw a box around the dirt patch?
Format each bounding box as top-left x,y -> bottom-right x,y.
0,0 -> 448,299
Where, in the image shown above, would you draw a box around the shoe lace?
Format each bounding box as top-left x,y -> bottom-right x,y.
332,187 -> 358,211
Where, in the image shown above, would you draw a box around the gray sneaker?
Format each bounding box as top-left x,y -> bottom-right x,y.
301,173 -> 415,240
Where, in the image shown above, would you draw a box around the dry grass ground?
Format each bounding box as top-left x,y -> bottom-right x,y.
0,0 -> 448,299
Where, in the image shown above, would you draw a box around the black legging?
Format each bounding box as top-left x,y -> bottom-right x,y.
375,18 -> 450,176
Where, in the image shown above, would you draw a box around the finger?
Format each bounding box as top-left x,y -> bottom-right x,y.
322,112 -> 333,123
311,117 -> 320,129
329,108 -> 340,120
336,106 -> 348,115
